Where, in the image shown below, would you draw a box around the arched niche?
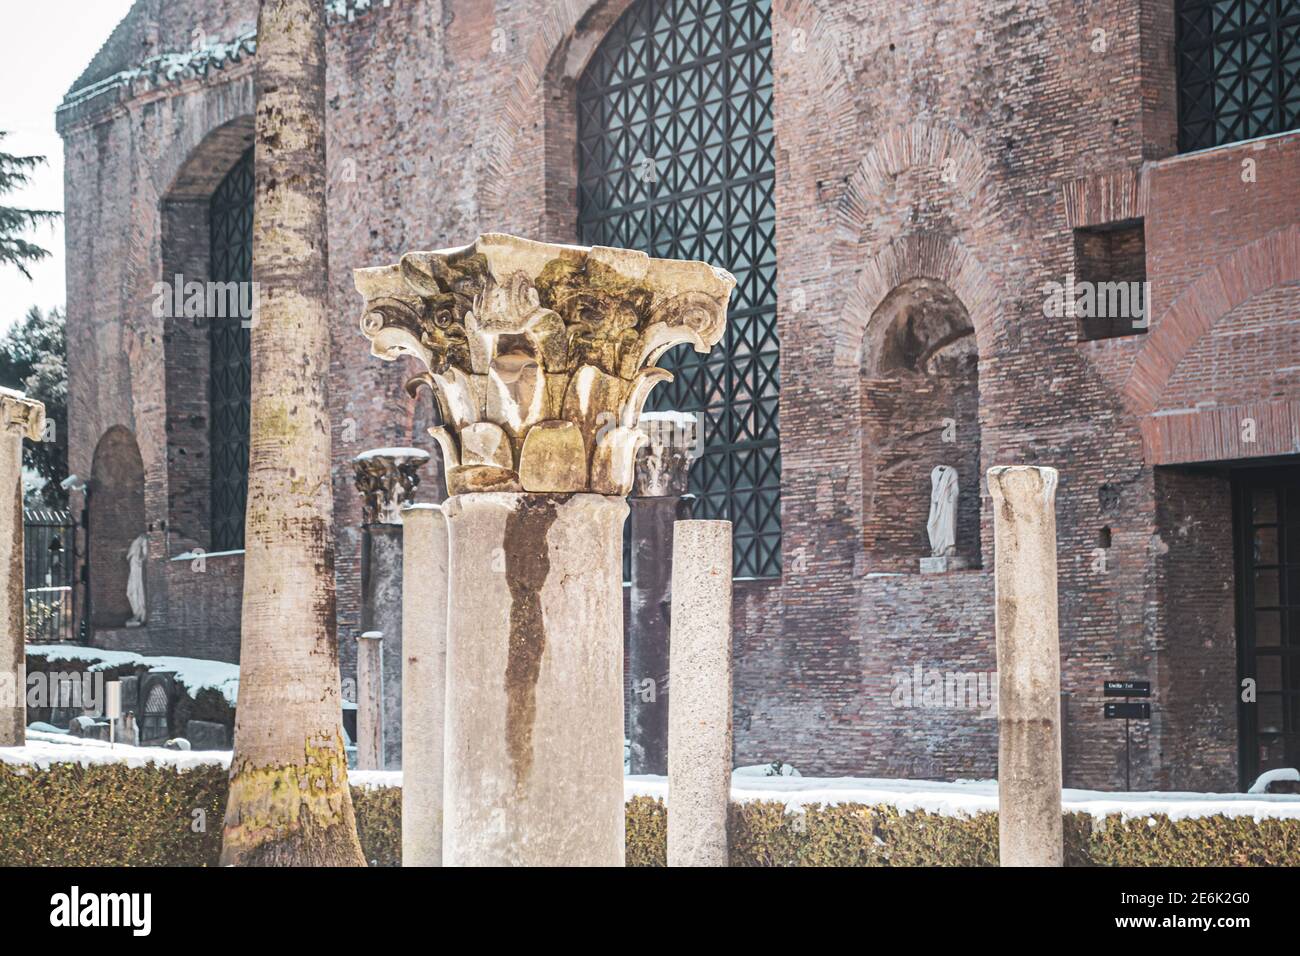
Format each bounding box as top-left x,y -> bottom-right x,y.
89,426 -> 145,628
860,278 -> 982,572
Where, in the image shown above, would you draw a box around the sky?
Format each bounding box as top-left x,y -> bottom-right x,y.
0,0 -> 138,333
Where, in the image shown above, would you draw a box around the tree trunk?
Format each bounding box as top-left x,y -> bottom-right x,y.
221,0 -> 365,867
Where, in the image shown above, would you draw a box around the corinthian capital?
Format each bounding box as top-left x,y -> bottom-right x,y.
0,387 -> 45,441
353,447 -> 430,525
354,233 -> 734,497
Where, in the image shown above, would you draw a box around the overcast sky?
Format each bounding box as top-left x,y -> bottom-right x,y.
0,0 -> 137,332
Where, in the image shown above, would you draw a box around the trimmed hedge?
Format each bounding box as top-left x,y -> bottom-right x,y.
2,762 -> 1298,865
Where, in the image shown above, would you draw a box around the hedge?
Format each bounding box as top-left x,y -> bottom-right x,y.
2,762 -> 1297,866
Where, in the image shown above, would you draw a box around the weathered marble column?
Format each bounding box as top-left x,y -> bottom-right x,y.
354,447 -> 428,769
627,411 -> 699,776
356,233 -> 734,866
667,519 -> 733,867
355,631 -> 384,771
989,465 -> 1064,867
400,503 -> 448,867
0,388 -> 43,747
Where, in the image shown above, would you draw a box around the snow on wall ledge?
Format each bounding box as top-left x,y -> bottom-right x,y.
3,736 -> 1298,824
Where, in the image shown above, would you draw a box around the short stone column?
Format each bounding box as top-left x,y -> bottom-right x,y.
400,503 -> 448,867
667,519 -> 733,867
0,388 -> 44,746
989,465 -> 1064,867
353,447 -> 428,769
627,411 -> 699,776
356,232 -> 734,866
355,631 -> 384,771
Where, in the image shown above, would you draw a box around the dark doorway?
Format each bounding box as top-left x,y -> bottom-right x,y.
1234,466 -> 1300,787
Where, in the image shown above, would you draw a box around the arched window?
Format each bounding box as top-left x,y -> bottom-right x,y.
208,148 -> 253,552
577,0 -> 780,578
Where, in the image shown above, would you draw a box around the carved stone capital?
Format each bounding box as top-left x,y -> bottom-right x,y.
633,411 -> 700,497
0,387 -> 45,441
354,233 -> 734,497
353,447 -> 430,525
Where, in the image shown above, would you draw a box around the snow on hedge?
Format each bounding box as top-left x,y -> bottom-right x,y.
3,735 -> 1298,824
26,645 -> 240,706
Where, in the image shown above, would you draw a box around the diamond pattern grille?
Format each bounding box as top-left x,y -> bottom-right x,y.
208,148 -> 253,552
578,0 -> 781,578
1177,0 -> 1300,151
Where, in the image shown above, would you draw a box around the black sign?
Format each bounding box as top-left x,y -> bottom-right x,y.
1105,702 -> 1151,720
1104,680 -> 1151,698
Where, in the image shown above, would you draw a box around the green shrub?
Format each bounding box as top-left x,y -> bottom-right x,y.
2,761 -> 1297,866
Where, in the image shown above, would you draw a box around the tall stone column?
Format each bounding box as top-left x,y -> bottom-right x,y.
627,411 -> 699,776
400,503 -> 448,867
0,388 -> 43,747
353,447 -> 428,769
356,232 -> 734,866
667,519 -> 733,867
989,465 -> 1064,867
355,631 -> 384,771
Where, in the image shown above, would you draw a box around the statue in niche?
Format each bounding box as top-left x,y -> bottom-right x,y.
125,533 -> 148,627
926,465 -> 958,558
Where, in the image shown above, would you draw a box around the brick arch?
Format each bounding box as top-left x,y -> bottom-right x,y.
835,121 -> 1001,244
479,0 -> 629,220
1123,224 -> 1300,415
837,232 -> 1000,369
770,0 -> 857,162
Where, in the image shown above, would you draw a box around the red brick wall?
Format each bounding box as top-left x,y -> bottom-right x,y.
58,0 -> 1300,788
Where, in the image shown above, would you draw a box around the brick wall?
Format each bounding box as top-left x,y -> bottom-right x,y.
58,0 -> 1300,788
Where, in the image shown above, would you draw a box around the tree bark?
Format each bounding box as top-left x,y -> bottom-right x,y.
221,0 -> 365,867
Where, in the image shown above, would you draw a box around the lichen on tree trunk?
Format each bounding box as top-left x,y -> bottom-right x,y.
220,0 -> 364,867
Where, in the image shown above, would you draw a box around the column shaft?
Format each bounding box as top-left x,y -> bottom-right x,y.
667,519 -> 732,867
356,632 -> 384,771
401,504 -> 448,867
0,428 -> 23,746
443,492 -> 627,866
626,494 -> 686,775
362,523 -> 404,768
989,465 -> 1064,867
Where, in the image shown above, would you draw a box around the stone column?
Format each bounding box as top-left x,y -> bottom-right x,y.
989,465 -> 1064,867
0,388 -> 43,747
627,411 -> 699,776
667,519 -> 733,867
355,232 -> 735,866
354,447 -> 428,769
355,631 -> 384,771
400,503 -> 448,867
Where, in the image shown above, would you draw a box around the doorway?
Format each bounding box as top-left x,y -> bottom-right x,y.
1233,466 -> 1300,787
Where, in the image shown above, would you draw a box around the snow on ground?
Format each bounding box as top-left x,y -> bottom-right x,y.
26,645 -> 241,706
3,735 -> 1297,823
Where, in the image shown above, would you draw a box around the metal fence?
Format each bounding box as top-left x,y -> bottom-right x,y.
24,508 -> 76,643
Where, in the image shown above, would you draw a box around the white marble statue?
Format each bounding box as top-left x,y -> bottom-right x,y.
926,465 -> 958,557
125,533 -> 147,627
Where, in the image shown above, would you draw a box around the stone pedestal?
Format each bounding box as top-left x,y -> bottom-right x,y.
627,410 -> 699,776
919,554 -> 971,574
354,447 -> 428,769
355,233 -> 735,866
356,631 -> 384,771
667,519 -> 733,867
400,503 -> 448,867
989,465 -> 1064,867
442,492 -> 628,866
0,388 -> 43,746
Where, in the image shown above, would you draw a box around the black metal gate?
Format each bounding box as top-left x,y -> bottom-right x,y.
1234,467 -> 1300,786
577,0 -> 781,578
23,508 -> 76,643
209,146 -> 254,552
1176,0 -> 1300,152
